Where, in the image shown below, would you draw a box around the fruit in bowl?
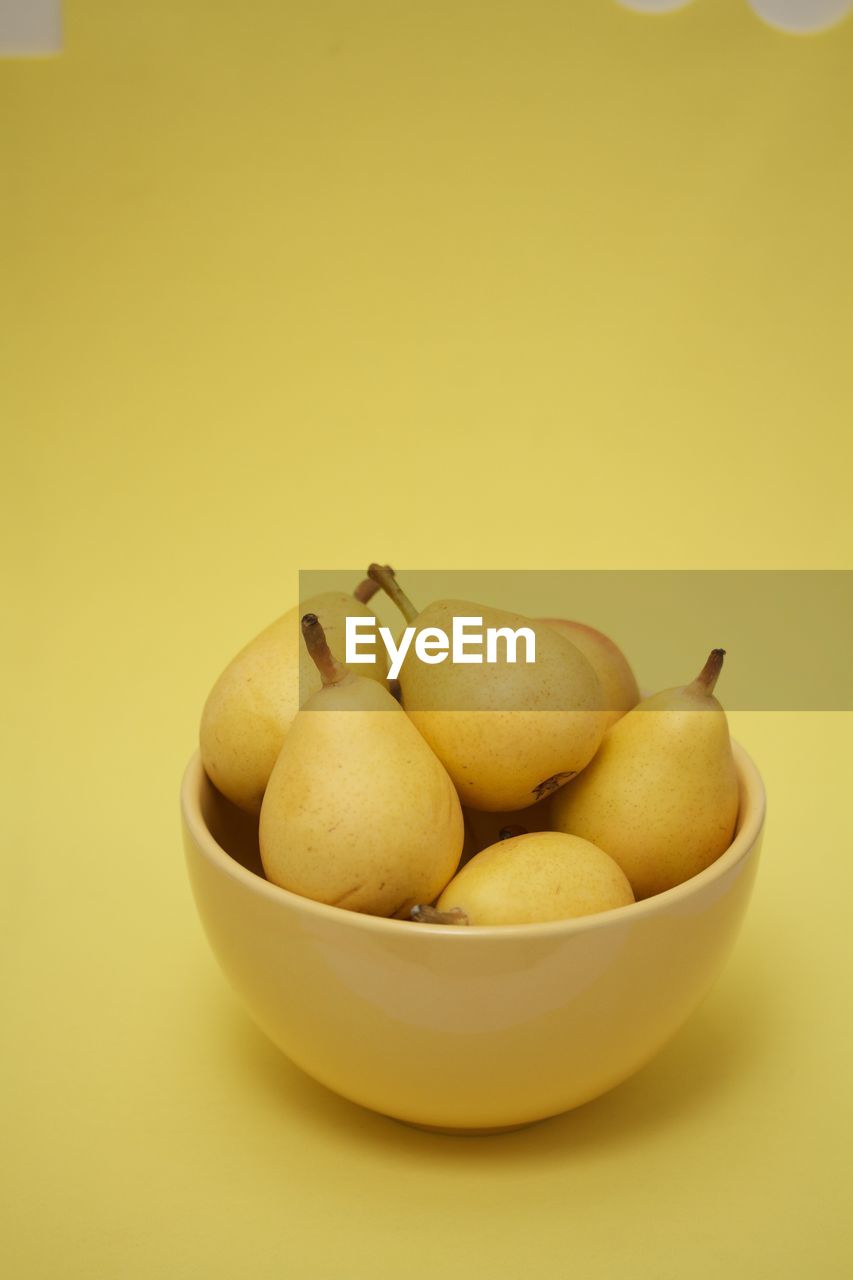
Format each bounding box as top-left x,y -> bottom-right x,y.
259,614 -> 463,918
181,569 -> 765,1130
366,564 -> 608,812
199,577 -> 389,814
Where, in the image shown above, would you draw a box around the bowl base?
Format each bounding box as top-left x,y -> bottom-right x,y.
394,1117 -> 543,1136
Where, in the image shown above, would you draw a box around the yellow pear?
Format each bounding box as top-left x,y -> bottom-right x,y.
259,615 -> 463,917
550,649 -> 739,899
367,566 -> 607,813
200,579 -> 388,814
433,831 -> 634,925
538,618 -> 639,729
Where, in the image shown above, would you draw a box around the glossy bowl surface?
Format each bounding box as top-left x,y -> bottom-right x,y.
181,743 -> 765,1131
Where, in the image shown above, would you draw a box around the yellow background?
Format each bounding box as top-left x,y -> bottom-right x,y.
3,2 -> 851,1277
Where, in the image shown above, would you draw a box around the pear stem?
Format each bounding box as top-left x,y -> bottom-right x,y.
409,905 -> 470,926
367,564 -> 419,625
354,564 -> 395,604
691,648 -> 726,696
353,577 -> 380,604
301,614 -> 349,686
498,826 -> 528,841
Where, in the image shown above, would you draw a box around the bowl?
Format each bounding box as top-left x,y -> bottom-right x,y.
180,742 -> 765,1132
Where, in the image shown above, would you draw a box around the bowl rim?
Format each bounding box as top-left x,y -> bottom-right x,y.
181,739 -> 765,941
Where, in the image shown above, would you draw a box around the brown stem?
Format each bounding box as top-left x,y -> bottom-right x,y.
409,904 -> 470,926
367,564 -> 419,625
301,614 -> 349,686
690,648 -> 726,696
498,826 -> 528,841
353,577 -> 379,604
354,564 -> 395,604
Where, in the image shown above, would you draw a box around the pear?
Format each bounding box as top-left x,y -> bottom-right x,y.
461,797 -> 552,864
367,566 -> 607,813
259,614 -> 463,917
538,618 -> 639,730
431,831 -> 634,926
550,649 -> 739,899
200,578 -> 389,814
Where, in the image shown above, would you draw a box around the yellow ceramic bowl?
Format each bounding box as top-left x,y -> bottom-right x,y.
181,742 -> 765,1132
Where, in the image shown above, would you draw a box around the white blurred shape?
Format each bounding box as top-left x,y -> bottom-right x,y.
617,0 -> 852,29
0,0 -> 61,54
617,0 -> 695,11
747,0 -> 851,31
